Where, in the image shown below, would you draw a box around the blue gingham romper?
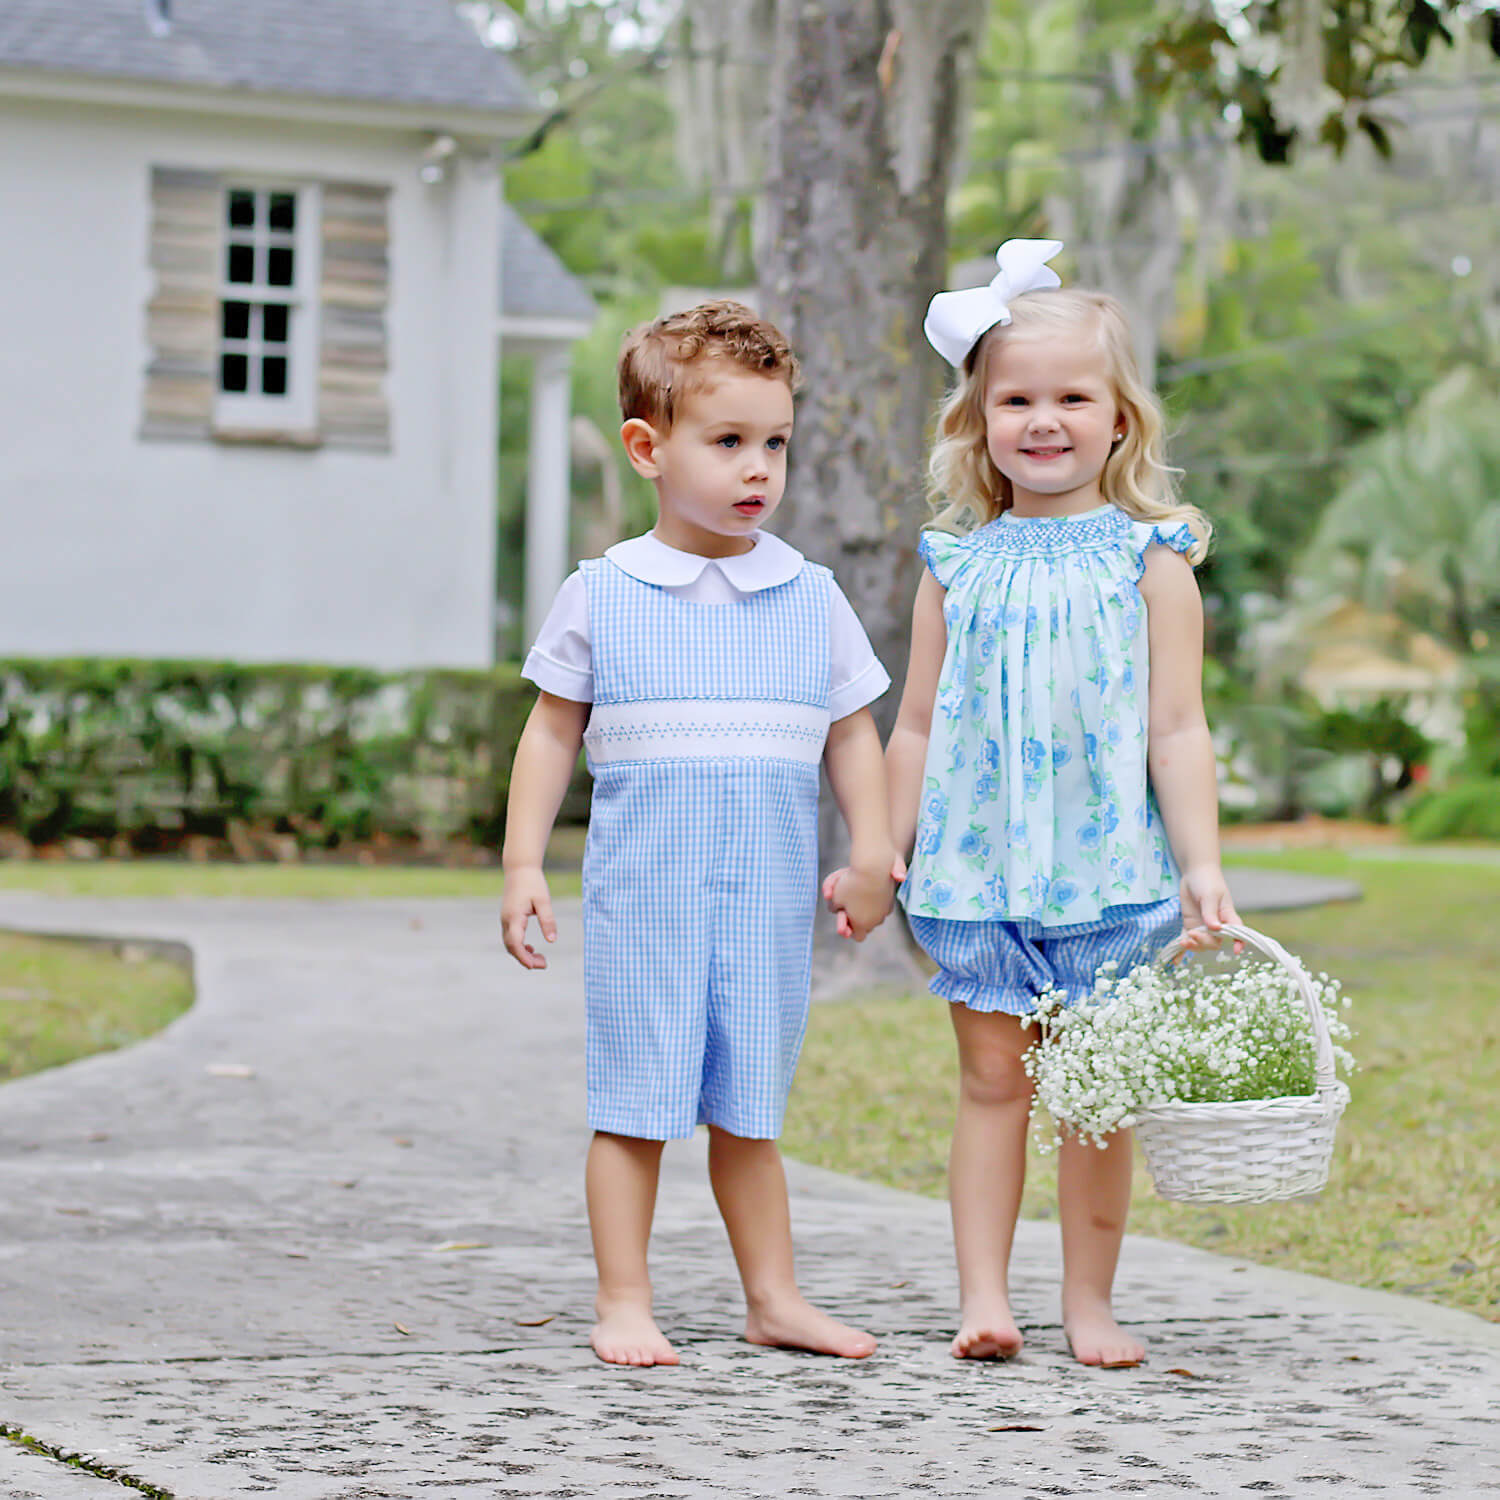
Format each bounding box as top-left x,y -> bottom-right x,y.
579,555 -> 832,1142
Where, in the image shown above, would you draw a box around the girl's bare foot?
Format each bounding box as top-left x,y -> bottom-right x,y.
1063,1298 -> 1144,1367
952,1297 -> 1025,1359
591,1299 -> 679,1367
744,1292 -> 877,1358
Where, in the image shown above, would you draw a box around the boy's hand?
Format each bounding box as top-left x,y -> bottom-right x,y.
821,854 -> 905,941
501,867 -> 558,969
1178,864 -> 1242,953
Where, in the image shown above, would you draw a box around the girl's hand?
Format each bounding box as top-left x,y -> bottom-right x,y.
822,855 -> 906,940
501,867 -> 558,969
1178,865 -> 1242,953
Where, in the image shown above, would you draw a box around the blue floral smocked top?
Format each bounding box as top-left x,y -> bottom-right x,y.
900,503 -> 1198,929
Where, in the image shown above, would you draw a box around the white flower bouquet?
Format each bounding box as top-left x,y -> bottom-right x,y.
1022,924 -> 1353,1203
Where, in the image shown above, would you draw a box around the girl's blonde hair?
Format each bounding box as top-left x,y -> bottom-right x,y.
925,288 -> 1210,563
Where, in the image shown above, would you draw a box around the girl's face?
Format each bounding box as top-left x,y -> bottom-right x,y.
981,329 -> 1124,517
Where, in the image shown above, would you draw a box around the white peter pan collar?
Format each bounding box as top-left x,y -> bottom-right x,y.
604,530 -> 805,592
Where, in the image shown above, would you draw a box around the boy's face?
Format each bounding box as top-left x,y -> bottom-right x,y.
622,368 -> 794,556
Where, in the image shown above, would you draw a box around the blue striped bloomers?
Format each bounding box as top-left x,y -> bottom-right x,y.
578,556 -> 832,1141
907,897 -> 1181,1016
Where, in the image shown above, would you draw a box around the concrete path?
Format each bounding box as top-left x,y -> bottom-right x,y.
1,884 -> 1496,1500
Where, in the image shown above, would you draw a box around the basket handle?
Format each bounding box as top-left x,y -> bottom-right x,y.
1156,923 -> 1339,1094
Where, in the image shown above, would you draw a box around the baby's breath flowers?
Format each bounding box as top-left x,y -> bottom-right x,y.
1022,951 -> 1354,1151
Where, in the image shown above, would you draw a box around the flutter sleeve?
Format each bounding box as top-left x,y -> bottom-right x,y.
1127,517 -> 1199,579
916,528 -> 972,588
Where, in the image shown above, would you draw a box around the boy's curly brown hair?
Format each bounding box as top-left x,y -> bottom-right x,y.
618,300 -> 800,430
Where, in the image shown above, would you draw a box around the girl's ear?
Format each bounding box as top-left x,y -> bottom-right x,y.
620,417 -> 662,477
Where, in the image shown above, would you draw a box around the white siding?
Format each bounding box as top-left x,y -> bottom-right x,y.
0,96 -> 500,668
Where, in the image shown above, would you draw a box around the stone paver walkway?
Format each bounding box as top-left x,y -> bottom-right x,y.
1,886 -> 1496,1499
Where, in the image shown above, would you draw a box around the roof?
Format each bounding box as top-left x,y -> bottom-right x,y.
500,206 -> 596,326
0,0 -> 534,116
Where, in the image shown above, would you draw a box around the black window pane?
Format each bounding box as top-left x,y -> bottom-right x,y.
261,356 -> 288,397
267,193 -> 296,231
227,189 -> 256,228
226,243 -> 255,284
221,300 -> 250,340
261,303 -> 289,344
266,247 -> 295,288
220,353 -> 249,393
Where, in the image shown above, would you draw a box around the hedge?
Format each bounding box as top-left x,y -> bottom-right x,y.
0,658 -> 587,850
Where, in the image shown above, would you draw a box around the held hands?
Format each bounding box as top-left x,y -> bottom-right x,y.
820,854 -> 907,942
1177,864 -> 1243,953
501,866 -> 558,970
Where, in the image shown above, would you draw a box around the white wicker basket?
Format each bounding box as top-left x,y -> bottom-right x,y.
1132,923 -> 1349,1204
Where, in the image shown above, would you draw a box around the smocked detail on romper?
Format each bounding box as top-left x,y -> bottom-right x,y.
584,700 -> 830,766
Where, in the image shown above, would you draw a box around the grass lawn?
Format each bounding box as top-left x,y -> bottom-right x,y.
0,857 -> 583,1083
0,933 -> 193,1081
783,848 -> 1500,1323
0,859 -> 581,901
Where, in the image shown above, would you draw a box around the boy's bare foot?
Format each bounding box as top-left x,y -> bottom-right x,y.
744,1293 -> 877,1358
591,1301 -> 679,1367
952,1298 -> 1025,1359
1063,1299 -> 1144,1368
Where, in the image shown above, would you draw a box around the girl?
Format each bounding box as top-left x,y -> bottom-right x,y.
887,240 -> 1238,1368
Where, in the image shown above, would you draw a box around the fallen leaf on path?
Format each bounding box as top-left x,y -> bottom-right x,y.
394,1322 -> 412,1336
205,1063 -> 255,1079
889,1280 -> 909,1288
987,1423 -> 1043,1432
285,1251 -> 309,1260
515,1315 -> 556,1327
1165,1368 -> 1199,1379
433,1241 -> 490,1253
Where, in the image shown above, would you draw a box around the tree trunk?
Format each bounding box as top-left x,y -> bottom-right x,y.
755,0 -> 986,993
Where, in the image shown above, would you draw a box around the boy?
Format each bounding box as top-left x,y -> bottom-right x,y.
501,300 -> 896,1366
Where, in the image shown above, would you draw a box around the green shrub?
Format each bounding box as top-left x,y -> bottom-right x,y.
0,658 -> 589,850
1403,778 -> 1500,841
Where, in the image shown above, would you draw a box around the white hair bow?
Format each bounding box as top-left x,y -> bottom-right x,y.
923,239 -> 1064,368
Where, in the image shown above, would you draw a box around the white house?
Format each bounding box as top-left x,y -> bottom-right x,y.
0,0 -> 594,669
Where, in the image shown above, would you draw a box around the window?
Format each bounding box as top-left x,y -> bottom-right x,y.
216,184 -> 320,433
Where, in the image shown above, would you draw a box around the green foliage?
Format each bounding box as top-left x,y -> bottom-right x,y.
1456,656 -> 1500,779
1170,217 -> 1478,637
0,659 -> 587,850
1136,0 -> 1495,163
489,4 -> 698,641
1312,697 -> 1432,817
1296,368 -> 1500,656
1403,777 -> 1500,840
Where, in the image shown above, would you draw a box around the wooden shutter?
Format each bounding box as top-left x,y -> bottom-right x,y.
141,166 -> 220,441
319,182 -> 391,451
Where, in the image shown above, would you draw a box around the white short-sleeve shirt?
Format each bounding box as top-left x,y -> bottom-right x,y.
523,531 -> 890,721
